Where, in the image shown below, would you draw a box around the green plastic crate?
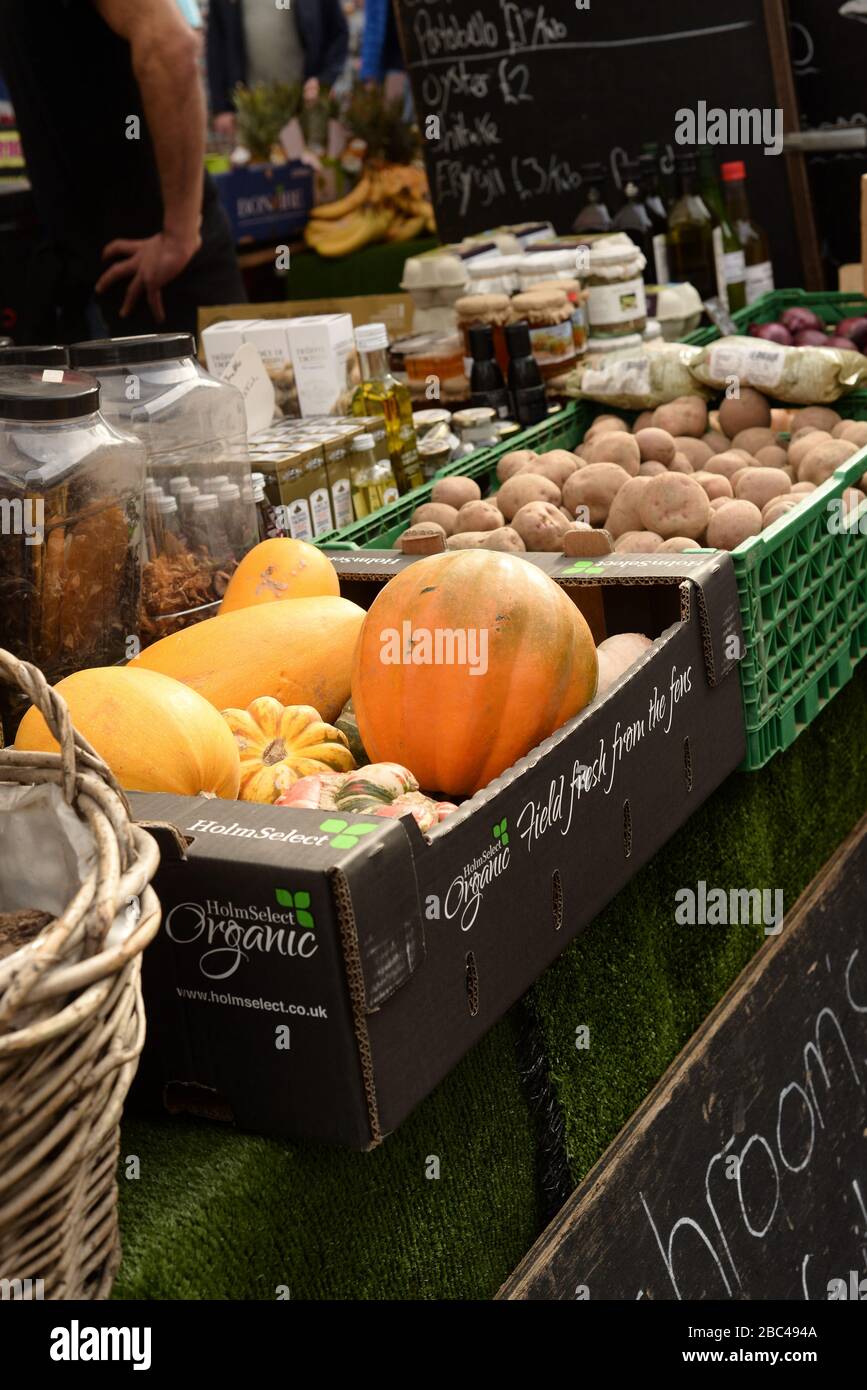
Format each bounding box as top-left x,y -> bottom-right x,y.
321,395 -> 867,772
682,288 -> 867,349
316,402 -> 592,549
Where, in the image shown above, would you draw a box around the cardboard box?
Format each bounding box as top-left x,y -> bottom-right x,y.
130,551 -> 746,1149
287,314 -> 355,417
200,319 -> 259,378
212,160 -> 313,245
198,295 -> 413,345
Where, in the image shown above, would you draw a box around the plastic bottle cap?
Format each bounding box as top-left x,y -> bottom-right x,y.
156,495 -> 179,514
250,472 -> 265,486
217,483 -> 241,501
252,483 -> 265,501
211,475 -> 229,489
352,433 -> 376,450
505,321 -> 532,355
354,323 -> 389,352
468,324 -> 495,359
168,475 -> 190,495
192,494 -> 220,512
721,161 -> 747,181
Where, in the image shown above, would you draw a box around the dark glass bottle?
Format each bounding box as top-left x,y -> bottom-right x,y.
666,152 -> 717,302
469,325 -> 511,419
573,162 -> 612,233
697,145 -> 747,313
613,161 -> 654,270
505,322 -> 547,427
721,160 -> 775,306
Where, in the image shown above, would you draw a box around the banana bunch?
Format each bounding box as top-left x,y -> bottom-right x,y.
305,164 -> 437,258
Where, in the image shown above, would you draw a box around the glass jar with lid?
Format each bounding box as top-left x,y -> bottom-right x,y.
68,333 -> 257,642
585,235 -> 648,338
509,288 -> 578,380
0,367 -> 145,732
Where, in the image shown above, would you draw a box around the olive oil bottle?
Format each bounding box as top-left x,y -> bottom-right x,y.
352,323 -> 424,493
666,152 -> 717,302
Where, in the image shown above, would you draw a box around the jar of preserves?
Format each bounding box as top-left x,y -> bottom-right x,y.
585,235 -> 648,338
509,288 -> 578,380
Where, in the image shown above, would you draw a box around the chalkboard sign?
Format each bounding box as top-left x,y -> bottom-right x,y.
499,817 -> 867,1300
789,0 -> 867,274
396,0 -> 809,288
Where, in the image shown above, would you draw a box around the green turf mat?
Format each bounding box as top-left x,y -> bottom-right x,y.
528,665 -> 867,1184
114,666 -> 865,1299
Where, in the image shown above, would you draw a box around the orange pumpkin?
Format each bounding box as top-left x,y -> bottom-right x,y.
222,698 -> 356,802
350,551 -> 598,796
130,595 -> 365,723
220,538 -> 339,613
15,666 -> 241,798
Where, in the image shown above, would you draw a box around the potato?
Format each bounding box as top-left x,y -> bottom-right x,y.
706,500 -> 763,549
709,496 -> 734,512
530,449 -> 580,488
584,430 -> 641,475
496,449 -> 538,484
657,536 -> 703,553
481,526 -> 526,554
585,414 -> 630,441
639,472 -> 711,540
761,496 -> 801,529
652,396 -> 708,438
717,388 -> 770,439
412,501 -> 458,534
732,449 -> 754,463
495,471 -> 561,519
702,430 -> 732,455
693,471 -> 733,501
770,408 -> 794,433
732,427 -> 777,456
562,462 -> 630,524
832,419 -> 867,446
633,410 -> 655,433
790,406 -> 842,434
613,530 -> 664,553
511,501 -> 571,552
754,445 -> 788,470
729,468 -> 750,491
787,430 -> 829,472
674,436 -> 713,470
842,487 -> 867,517
597,632 -> 653,660
431,475 -> 482,509
735,468 -> 791,510
453,499 -> 507,534
446,531 -> 490,549
638,460 -> 668,477
798,437 -> 858,484
705,450 -> 750,480
669,453 -> 695,474
635,427 -> 676,467
605,477 -> 651,538
400,521 -> 446,542
790,481 -> 817,496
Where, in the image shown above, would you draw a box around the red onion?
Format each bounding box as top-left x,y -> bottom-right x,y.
836,316 -> 867,349
792,329 -> 830,347
748,321 -> 792,345
780,307 -> 824,334
824,334 -> 860,351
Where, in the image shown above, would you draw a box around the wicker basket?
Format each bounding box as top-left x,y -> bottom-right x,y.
0,650 -> 160,1299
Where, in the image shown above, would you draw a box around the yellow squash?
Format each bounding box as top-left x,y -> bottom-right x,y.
222,697 -> 356,802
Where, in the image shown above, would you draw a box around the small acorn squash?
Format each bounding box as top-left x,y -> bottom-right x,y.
222,698 -> 356,802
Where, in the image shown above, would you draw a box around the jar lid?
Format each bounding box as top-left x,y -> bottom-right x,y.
512,288 -> 570,311
0,344 -> 69,367
453,407 -> 496,427
69,332 -> 196,367
0,366 -> 100,420
352,433 -> 375,450
354,323 -> 389,352
588,236 -> 641,266
455,293 -> 510,315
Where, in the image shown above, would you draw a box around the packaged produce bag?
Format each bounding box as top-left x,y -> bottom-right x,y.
688,335 -> 867,403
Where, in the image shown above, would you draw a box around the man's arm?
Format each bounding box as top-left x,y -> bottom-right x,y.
314,0 -> 350,88
93,0 -> 205,321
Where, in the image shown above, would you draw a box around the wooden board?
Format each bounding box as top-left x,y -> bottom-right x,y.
499,815 -> 867,1300
395,0 -> 816,289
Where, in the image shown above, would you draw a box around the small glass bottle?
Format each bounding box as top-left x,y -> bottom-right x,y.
190,492 -> 233,569
352,322 -> 424,494
214,481 -> 250,554
698,146 -> 747,312
505,322 -> 548,427
350,432 -> 399,519
573,162 -> 612,233
177,483 -> 201,542
155,494 -> 185,557
468,324 -> 511,418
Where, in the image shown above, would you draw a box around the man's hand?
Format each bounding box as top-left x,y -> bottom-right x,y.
213,110 -> 236,141
95,227 -> 202,323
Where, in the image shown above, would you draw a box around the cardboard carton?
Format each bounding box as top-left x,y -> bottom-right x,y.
131,551 -> 746,1148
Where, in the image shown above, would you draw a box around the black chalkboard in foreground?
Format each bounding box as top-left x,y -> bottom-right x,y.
499,814 -> 867,1300
396,0 -> 809,288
